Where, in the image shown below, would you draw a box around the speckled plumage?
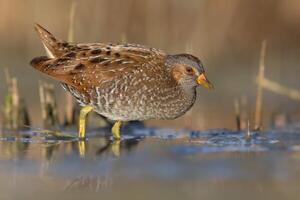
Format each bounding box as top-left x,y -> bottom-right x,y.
31,24 -> 212,123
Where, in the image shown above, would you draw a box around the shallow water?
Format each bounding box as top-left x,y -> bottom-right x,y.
1,124 -> 300,200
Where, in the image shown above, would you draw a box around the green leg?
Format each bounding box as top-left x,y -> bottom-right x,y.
78,105 -> 93,139
111,121 -> 122,140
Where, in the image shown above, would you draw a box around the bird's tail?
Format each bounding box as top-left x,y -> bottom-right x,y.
34,23 -> 68,58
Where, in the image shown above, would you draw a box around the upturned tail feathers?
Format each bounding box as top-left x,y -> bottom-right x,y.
30,24 -> 75,82
33,23 -> 69,58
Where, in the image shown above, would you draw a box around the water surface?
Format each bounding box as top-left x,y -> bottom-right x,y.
1,125 -> 300,200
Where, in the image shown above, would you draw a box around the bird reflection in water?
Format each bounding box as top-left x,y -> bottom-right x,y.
78,137 -> 142,157
0,129 -> 142,161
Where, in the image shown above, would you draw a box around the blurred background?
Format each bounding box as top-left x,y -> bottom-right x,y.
1,0 -> 300,130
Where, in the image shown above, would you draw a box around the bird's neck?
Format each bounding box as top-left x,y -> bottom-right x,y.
172,85 -> 197,116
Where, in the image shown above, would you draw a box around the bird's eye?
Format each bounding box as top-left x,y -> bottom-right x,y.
185,67 -> 194,74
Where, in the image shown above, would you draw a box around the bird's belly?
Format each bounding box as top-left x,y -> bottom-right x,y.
94,102 -> 191,121
92,88 -> 195,121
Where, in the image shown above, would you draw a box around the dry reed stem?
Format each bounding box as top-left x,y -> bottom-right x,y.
260,78 -> 300,101
254,40 -> 300,130
245,120 -> 251,142
60,0 -> 78,126
254,40 -> 267,130
64,0 -> 78,126
68,0 -> 77,43
234,98 -> 241,131
2,68 -> 30,130
39,81 -> 60,129
39,81 -> 46,122
11,78 -> 19,129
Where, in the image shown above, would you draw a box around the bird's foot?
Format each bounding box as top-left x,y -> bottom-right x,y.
111,121 -> 122,140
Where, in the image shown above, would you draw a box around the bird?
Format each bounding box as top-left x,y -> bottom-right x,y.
30,24 -> 213,140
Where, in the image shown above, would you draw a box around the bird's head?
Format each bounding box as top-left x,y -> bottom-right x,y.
168,54 -> 214,90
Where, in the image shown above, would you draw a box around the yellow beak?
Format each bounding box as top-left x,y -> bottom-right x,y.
197,73 -> 214,90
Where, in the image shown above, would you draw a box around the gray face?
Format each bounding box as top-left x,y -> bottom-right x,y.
168,54 -> 205,74
167,54 -> 206,89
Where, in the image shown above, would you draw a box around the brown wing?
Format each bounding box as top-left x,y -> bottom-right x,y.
31,44 -> 166,89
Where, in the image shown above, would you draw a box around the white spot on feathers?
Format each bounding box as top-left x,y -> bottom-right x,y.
42,43 -> 55,58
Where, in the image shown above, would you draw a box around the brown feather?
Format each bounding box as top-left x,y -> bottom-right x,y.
31,37 -> 166,91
